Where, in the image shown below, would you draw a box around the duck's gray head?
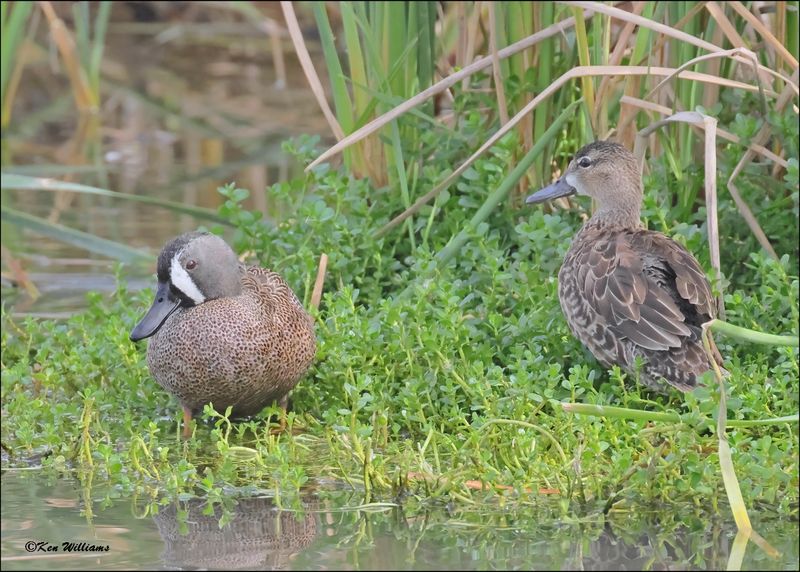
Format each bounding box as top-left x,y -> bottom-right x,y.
526,140 -> 643,225
130,232 -> 242,342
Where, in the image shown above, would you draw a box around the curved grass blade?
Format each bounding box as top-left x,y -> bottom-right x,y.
728,0 -> 798,69
281,1 -> 344,140
561,403 -> 799,427
565,1 -> 795,88
620,96 -> 788,166
1,206 -> 150,264
708,319 -> 799,347
1,173 -> 228,224
3,164 -> 107,177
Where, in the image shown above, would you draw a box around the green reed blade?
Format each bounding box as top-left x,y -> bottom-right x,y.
416,1 -> 435,96
562,403 -> 799,427
89,1 -> 111,98
532,2 -> 555,187
385,0 -> 406,97
312,2 -> 354,134
788,1 -> 799,61
630,2 -> 654,65
571,7 -> 595,128
1,173 -> 227,224
0,1 -> 33,102
707,319 -> 799,347
1,206 -> 149,264
341,2 -> 370,123
389,120 -> 415,250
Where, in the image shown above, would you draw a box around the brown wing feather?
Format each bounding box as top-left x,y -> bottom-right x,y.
241,266 -> 305,312
649,234 -> 716,318
577,230 -> 715,352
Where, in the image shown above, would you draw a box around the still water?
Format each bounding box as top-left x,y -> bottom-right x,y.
1,471 -> 798,571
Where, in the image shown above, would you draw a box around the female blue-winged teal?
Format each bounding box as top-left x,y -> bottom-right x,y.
130,232 -> 316,437
526,140 -> 723,392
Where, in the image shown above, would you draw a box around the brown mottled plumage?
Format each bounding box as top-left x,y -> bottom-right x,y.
130,232 -> 316,436
153,496 -> 318,569
526,140 -> 723,392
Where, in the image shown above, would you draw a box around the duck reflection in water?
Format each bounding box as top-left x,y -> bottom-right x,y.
152,496 -> 318,570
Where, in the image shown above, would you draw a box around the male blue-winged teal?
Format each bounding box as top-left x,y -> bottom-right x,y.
130,232 -> 316,437
526,140 -> 723,392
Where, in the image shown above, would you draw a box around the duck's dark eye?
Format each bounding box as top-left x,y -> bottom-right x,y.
186,260 -> 197,270
578,157 -> 593,168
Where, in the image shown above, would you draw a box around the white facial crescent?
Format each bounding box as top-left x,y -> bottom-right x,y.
170,252 -> 205,304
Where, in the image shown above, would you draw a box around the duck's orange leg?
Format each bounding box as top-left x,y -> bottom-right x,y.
182,406 -> 193,439
269,395 -> 289,435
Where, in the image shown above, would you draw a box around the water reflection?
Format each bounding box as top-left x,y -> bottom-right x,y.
565,520 -> 726,571
152,497 -> 318,571
294,506 -> 796,571
1,472 -> 797,571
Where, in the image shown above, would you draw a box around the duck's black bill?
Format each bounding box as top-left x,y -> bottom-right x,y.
525,178 -> 575,205
130,282 -> 181,342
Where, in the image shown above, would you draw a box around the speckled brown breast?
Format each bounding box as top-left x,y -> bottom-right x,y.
146,266 -> 316,416
557,221 -> 719,392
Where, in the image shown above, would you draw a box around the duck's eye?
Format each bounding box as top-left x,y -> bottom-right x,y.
578,157 -> 593,168
186,260 -> 197,270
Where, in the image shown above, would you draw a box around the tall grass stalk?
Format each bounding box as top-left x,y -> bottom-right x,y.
531,2 -> 554,187
571,6 -> 596,129
0,1 -> 34,128
72,1 -> 111,105
38,1 -> 94,111
290,1 -> 439,185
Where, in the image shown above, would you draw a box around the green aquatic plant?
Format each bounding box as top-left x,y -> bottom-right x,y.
2,129 -> 797,516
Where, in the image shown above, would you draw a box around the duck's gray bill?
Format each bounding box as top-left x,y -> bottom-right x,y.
130,281 -> 181,342
525,178 -> 576,204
